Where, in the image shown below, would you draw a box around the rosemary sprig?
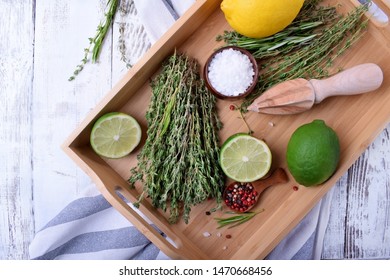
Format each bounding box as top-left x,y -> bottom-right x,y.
215,210 -> 264,229
128,52 -> 224,224
217,0 -> 340,60
244,2 -> 369,107
216,0 -> 369,110
69,0 -> 118,81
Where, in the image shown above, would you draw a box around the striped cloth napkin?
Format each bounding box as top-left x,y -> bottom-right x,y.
29,0 -> 334,260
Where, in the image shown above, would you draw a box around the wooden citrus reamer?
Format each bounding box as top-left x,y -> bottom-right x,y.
247,63 -> 383,114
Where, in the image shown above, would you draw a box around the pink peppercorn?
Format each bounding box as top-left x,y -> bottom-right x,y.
224,182 -> 257,212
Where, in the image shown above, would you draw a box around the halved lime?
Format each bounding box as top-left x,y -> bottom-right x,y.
90,112 -> 142,159
220,133 -> 272,182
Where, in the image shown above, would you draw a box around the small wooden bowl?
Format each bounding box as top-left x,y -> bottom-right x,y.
203,46 -> 259,100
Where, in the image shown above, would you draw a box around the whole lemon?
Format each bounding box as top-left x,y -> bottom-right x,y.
221,0 -> 305,38
286,120 -> 340,187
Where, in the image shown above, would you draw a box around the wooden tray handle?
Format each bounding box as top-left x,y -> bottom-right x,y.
101,182 -> 208,259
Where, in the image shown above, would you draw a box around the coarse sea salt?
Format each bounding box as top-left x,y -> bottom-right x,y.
208,48 -> 255,97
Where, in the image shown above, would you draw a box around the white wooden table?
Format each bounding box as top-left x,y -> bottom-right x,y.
1,0 -> 389,260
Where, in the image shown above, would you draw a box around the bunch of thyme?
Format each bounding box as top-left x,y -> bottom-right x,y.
217,0 -> 340,60
217,0 -> 370,110
69,0 -> 118,81
242,2 -> 369,108
128,52 -> 224,224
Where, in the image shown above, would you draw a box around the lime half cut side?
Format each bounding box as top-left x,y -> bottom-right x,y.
90,112 -> 142,159
220,133 -> 272,182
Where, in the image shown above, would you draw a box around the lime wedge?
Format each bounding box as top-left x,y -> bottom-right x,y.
90,112 -> 142,159
220,133 -> 272,182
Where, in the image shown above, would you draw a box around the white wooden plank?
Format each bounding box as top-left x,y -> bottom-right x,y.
344,125 -> 390,259
32,0 -> 113,231
111,0 -> 151,84
322,124 -> 390,259
0,0 -> 35,259
322,175 -> 348,259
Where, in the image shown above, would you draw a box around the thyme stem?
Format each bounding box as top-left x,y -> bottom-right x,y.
69,0 -> 118,81
217,0 -> 369,110
217,0 -> 340,60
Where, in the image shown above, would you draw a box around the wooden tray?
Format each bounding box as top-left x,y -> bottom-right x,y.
63,0 -> 390,259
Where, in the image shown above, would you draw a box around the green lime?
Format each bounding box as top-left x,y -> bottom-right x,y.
220,133 -> 272,182
286,119 -> 340,187
90,112 -> 142,159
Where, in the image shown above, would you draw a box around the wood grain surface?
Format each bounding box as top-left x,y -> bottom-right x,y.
0,0 -> 35,260
0,0 -> 389,259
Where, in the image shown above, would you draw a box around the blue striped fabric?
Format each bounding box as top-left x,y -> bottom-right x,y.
29,192 -> 168,260
41,195 -> 112,230
34,226 -> 158,260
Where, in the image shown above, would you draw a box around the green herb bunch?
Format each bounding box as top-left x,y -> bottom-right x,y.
217,0 -> 340,60
216,0 -> 339,59
128,52 -> 224,224
245,2 -> 369,108
217,0 -> 370,109
69,0 -> 118,81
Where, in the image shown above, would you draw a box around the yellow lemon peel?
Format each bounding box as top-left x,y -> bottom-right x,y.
221,0 -> 305,38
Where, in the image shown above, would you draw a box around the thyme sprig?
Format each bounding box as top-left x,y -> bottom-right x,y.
217,0 -> 369,110
215,210 -> 264,229
69,0 -> 118,81
128,52 -> 224,224
243,2 -> 369,108
217,0 -> 340,60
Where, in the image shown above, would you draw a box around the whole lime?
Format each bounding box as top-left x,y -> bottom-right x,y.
286,120 -> 340,187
